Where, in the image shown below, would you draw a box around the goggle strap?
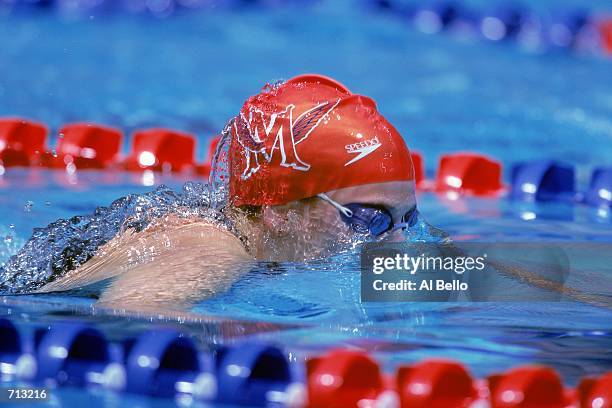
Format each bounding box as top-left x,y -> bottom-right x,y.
317,193 -> 354,218
391,221 -> 410,232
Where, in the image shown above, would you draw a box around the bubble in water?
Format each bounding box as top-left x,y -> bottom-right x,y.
45,201 -> 51,207
24,201 -> 34,212
9,224 -> 14,229
209,120 -> 233,209
4,235 -> 12,244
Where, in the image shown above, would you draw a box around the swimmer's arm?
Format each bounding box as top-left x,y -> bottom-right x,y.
444,243 -> 612,308
38,217 -> 254,312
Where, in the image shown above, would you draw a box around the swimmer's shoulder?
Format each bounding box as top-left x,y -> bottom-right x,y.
37,216 -> 252,294
155,215 -> 250,259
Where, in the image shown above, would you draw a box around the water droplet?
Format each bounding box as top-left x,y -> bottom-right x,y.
24,201 -> 34,212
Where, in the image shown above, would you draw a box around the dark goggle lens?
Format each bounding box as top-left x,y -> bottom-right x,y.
339,204 -> 419,236
340,204 -> 393,236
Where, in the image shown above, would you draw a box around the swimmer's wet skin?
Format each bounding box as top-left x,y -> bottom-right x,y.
2,74 -> 605,311
0,74 -> 422,311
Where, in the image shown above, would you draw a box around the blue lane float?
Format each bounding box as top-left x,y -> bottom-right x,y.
215,343 -> 303,406
370,0 -> 611,56
1,319 -> 303,405
124,328 -> 215,398
549,9 -> 591,48
0,318 -> 21,366
4,0 -> 296,17
35,322 -> 125,389
5,0 -> 54,10
0,318 -> 37,380
585,167 -> 612,208
510,160 -> 576,203
412,1 -> 462,34
479,5 -> 528,42
2,319 -> 611,405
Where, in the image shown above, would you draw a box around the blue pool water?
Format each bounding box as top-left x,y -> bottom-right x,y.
1,1 -> 612,404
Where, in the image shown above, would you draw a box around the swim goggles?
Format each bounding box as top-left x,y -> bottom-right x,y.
317,193 -> 418,236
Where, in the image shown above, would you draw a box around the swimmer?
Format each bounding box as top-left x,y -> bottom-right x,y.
3,74 -> 606,312
0,74 -> 423,312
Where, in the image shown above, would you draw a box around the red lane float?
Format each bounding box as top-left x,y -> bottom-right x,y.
304,351 -> 608,408
487,366 -> 569,408
306,349 -> 385,408
599,19 -> 612,54
0,118 -> 47,167
397,359 -> 477,408
123,128 -> 195,172
196,135 -> 222,177
578,372 -> 612,408
42,123 -> 122,169
435,152 -> 503,196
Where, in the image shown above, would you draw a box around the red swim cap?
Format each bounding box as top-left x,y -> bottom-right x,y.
228,74 -> 414,206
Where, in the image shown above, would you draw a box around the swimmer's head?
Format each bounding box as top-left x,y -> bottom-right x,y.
216,74 -> 417,260
226,74 -> 415,205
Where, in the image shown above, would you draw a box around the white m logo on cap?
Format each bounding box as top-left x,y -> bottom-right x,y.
234,100 -> 340,179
